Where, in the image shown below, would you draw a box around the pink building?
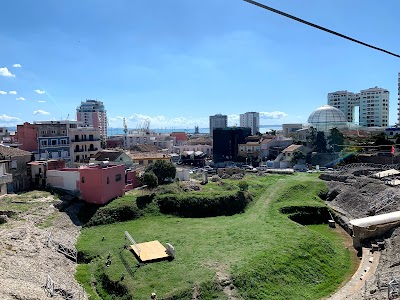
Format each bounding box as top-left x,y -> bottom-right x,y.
79,163 -> 125,204
16,122 -> 38,152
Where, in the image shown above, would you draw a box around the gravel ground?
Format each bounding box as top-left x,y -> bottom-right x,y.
0,193 -> 84,300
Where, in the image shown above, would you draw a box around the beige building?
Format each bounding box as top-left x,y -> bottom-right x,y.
128,151 -> 171,166
70,127 -> 101,167
238,142 -> 261,158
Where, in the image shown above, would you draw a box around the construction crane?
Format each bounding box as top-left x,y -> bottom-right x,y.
123,117 -> 128,149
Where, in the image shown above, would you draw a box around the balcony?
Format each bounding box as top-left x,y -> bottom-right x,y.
0,173 -> 12,184
40,144 -> 70,149
74,148 -> 98,153
71,138 -> 100,142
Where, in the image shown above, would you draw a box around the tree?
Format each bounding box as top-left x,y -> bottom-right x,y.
146,160 -> 176,184
143,171 -> 158,188
291,150 -> 306,164
327,128 -> 345,152
372,133 -> 393,150
313,131 -> 327,153
307,127 -> 317,146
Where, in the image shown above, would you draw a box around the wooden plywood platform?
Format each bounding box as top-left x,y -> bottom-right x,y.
130,240 -> 169,262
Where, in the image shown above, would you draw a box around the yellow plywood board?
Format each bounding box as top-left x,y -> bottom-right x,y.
130,240 -> 169,262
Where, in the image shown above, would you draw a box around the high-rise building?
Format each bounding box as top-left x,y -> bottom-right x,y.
240,112 -> 260,135
76,100 -> 108,140
359,87 -> 389,127
209,114 -> 227,136
327,91 -> 359,123
328,87 -> 389,127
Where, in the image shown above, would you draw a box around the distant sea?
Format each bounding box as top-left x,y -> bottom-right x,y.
107,125 -> 283,136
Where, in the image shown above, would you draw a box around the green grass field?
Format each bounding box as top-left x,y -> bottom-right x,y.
76,173 -> 357,299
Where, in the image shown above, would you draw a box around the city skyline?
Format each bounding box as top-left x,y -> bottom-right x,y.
1,1 -> 400,128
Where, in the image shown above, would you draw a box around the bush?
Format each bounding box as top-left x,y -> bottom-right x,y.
84,200 -> 143,227
238,181 -> 249,191
143,171 -> 158,188
156,191 -> 252,217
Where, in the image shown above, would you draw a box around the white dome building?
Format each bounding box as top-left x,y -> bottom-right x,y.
307,105 -> 348,132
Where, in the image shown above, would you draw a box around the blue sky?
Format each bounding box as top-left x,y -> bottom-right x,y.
1,0 -> 400,129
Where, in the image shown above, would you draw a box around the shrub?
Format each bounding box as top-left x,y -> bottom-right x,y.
156,191 -> 252,217
143,171 -> 158,188
238,181 -> 249,191
84,200 -> 143,227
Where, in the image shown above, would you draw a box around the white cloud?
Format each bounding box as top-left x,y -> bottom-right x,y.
260,111 -> 288,120
0,67 -> 15,77
16,97 -> 26,101
9,91 -> 17,95
0,91 -> 7,95
38,100 -> 46,103
0,114 -> 21,123
109,111 -> 288,129
33,110 -> 50,115
34,89 -> 45,94
109,113 -> 208,128
12,63 -> 22,68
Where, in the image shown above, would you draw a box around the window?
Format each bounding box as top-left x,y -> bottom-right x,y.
51,139 -> 57,146
116,174 -> 122,182
81,176 -> 85,183
40,140 -> 48,146
11,160 -> 17,169
107,177 -> 110,184
61,139 -> 67,145
51,130 -> 56,134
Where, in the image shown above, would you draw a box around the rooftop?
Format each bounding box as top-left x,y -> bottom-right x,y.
91,150 -> 124,161
282,144 -> 304,153
0,144 -> 32,158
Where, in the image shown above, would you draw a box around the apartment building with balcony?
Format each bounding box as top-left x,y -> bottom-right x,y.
69,126 -> 101,167
35,121 -> 80,162
328,87 -> 389,127
359,87 -> 389,127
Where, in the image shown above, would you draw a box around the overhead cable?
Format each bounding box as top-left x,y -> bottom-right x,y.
243,0 -> 400,59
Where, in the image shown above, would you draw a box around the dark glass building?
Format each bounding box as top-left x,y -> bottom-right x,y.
213,127 -> 251,163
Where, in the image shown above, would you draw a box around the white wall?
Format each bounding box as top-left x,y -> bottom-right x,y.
47,170 -> 80,192
176,169 -> 190,181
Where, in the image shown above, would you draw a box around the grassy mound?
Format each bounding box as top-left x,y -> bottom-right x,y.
157,190 -> 252,217
76,174 -> 356,299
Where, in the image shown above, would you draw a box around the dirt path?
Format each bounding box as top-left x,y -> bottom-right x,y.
326,248 -> 380,300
